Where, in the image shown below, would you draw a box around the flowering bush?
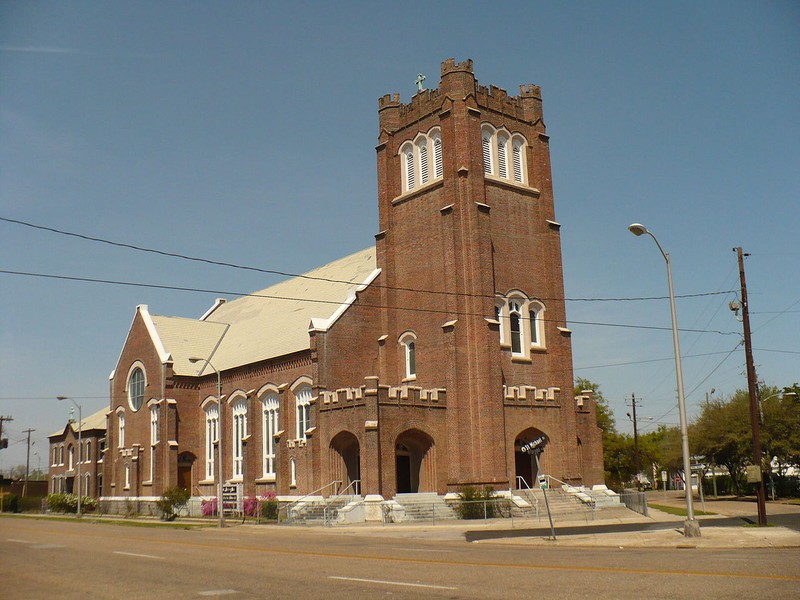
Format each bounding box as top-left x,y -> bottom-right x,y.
201,497 -> 217,517
261,491 -> 278,520
47,493 -> 97,514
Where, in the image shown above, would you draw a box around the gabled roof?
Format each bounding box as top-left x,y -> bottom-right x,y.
150,247 -> 378,376
49,407 -> 108,439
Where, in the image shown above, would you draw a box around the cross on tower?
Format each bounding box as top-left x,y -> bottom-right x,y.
415,73 -> 426,92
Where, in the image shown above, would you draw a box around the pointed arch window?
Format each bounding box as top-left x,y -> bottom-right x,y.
512,140 -> 524,182
262,392 -> 279,478
433,134 -> 443,178
399,332 -> 417,380
482,131 -> 493,174
497,134 -> 509,179
418,140 -> 429,185
405,148 -> 416,190
231,398 -> 247,479
204,403 -> 219,480
509,301 -> 523,355
295,385 -> 312,440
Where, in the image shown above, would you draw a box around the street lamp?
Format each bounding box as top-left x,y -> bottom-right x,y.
628,223 -> 700,537
188,357 -> 226,528
57,396 -> 82,519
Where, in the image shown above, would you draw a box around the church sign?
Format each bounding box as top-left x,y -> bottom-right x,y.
520,435 -> 548,455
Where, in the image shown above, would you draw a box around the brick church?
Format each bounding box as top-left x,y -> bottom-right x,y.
99,59 -> 603,510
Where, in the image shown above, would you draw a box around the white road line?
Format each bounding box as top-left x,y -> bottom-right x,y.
197,590 -> 239,596
113,551 -> 162,560
6,539 -> 35,544
329,576 -> 457,590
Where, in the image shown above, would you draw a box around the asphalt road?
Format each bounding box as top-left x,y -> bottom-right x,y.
2,517 -> 799,599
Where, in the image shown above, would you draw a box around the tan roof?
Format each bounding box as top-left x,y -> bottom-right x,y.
49,407 -> 107,438
152,247 -> 378,376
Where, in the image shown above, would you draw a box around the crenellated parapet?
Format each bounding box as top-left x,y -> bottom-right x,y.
503,384 -> 561,407
378,58 -> 544,134
319,379 -> 447,411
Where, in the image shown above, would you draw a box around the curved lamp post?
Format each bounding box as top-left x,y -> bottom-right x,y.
628,223 -> 700,537
57,396 -> 82,518
188,357 -> 226,528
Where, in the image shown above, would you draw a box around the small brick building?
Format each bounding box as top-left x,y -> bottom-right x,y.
48,408 -> 107,498
100,59 -> 603,510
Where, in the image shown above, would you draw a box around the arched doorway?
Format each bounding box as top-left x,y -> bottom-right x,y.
330,431 -> 360,494
514,428 -> 549,489
395,429 -> 435,494
177,452 -> 196,492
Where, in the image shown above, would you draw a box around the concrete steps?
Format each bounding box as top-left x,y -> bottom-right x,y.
388,492 -> 458,523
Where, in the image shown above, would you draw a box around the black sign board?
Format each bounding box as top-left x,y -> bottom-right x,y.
520,435 -> 548,456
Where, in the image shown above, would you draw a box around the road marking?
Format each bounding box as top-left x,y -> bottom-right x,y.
31,544 -> 64,549
197,590 -> 238,596
388,546 -> 453,553
329,576 -> 457,590
6,539 -> 35,544
113,551 -> 162,559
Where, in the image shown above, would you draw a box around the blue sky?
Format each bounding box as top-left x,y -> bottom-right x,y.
1,1 -> 798,472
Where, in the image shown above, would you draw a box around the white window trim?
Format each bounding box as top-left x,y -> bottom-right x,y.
398,127 -> 444,195
294,384 -> 312,441
496,293 -> 547,357
204,401 -> 219,481
125,362 -> 147,412
230,396 -> 247,480
399,331 -> 418,381
481,124 -> 529,186
260,389 -> 279,478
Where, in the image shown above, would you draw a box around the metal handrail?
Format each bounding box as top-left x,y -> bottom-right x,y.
278,480 -> 342,523
514,476 -> 539,514
322,479 -> 361,526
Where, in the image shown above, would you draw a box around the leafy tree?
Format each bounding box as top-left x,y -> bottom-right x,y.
691,390 -> 753,495
762,383 -> 800,474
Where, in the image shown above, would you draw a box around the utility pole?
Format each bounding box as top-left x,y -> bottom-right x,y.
735,246 -> 767,527
0,416 -> 13,453
23,428 -> 35,497
627,394 -> 641,490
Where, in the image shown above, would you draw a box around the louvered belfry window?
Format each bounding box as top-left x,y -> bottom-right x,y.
482,134 -> 492,174
513,142 -> 523,182
433,136 -> 443,178
405,149 -> 415,190
497,137 -> 508,179
419,142 -> 429,185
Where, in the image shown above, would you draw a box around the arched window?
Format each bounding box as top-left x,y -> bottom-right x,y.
529,302 -> 545,348
295,385 -> 312,440
231,398 -> 247,479
68,445 -> 74,471
127,366 -> 145,412
118,412 -> 125,448
405,148 -> 415,191
262,392 -> 279,478
497,134 -> 509,179
482,128 -> 493,174
124,464 -> 131,489
59,444 -> 64,465
399,129 -> 444,194
512,139 -> 524,183
84,473 -> 91,497
509,301 -> 523,355
52,446 -> 58,467
85,440 -> 91,463
290,457 -> 297,487
399,332 -> 417,379
432,133 -> 443,178
204,403 -> 219,480
418,139 -> 429,185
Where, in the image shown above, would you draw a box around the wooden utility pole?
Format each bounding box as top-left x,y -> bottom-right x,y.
735,246 -> 767,526
627,394 -> 641,490
23,428 -> 35,497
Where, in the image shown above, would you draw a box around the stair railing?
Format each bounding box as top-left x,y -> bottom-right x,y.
278,479 -> 342,524
515,476 -> 540,515
322,479 -> 362,526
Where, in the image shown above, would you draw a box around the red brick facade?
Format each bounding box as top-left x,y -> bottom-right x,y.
101,59 -> 603,506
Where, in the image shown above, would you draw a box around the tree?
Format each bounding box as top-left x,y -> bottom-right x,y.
575,378 -> 629,488
762,383 -> 800,474
692,390 -> 753,495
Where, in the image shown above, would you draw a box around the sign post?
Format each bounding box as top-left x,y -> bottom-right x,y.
520,436 -> 555,541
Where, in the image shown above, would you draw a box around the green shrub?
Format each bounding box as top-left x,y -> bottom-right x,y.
156,486 -> 190,520
1,492 -> 20,512
261,498 -> 279,520
47,493 -> 96,513
457,485 -> 497,519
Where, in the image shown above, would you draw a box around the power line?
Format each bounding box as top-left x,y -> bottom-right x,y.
0,215 -> 734,303
0,268 -> 740,336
